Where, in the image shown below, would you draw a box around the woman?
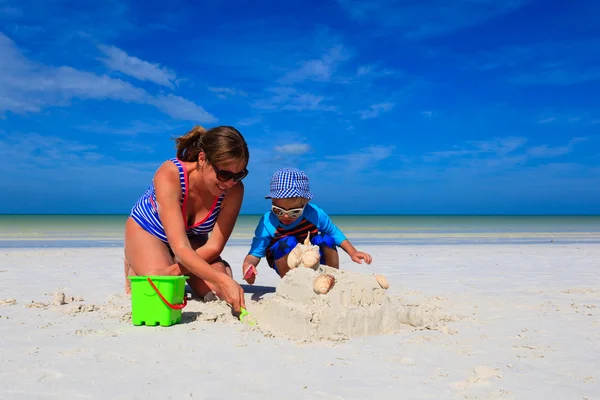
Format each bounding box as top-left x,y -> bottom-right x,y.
124,125 -> 249,313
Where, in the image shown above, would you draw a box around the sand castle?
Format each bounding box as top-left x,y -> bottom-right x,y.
249,237 -> 429,341
251,266 -> 428,341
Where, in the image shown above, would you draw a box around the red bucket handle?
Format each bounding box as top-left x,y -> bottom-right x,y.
147,277 -> 187,310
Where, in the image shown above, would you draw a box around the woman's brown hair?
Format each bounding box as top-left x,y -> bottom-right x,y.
173,125 -> 249,166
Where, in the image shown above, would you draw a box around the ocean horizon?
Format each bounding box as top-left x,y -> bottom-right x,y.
1,214 -> 599,248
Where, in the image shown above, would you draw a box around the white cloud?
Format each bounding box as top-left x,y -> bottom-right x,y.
282,93 -> 333,111
0,131 -> 162,214
253,87 -> 336,112
527,144 -> 570,158
77,120 -> 178,135
0,131 -> 100,167
527,137 -> 587,158
534,112 -> 596,125
471,39 -> 600,86
279,44 -> 352,84
149,94 -> 217,123
1,5 -> 22,17
98,45 -> 177,88
356,65 -> 374,76
325,145 -> 395,172
359,102 -> 395,119
425,136 -> 528,161
236,116 -> 263,126
336,0 -> 525,38
423,148 -> 474,161
209,87 -> 247,99
356,64 -> 397,79
274,143 -> 311,155
423,136 -> 586,167
0,33 -> 216,122
0,96 -> 41,113
51,66 -> 147,101
470,136 -> 528,155
538,116 -> 557,124
0,34 -> 145,113
511,68 -> 600,86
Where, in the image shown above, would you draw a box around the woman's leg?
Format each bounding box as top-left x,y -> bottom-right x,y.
123,217 -> 181,294
124,257 -> 134,294
124,223 -> 234,298
185,259 -> 232,299
182,235 -> 233,299
312,233 -> 339,268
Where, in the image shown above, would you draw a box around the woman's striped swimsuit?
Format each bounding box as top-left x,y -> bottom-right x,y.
130,158 -> 225,243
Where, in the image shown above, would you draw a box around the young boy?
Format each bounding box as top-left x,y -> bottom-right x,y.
242,167 -> 372,284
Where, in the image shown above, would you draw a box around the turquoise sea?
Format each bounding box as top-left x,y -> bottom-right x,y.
0,214 -> 599,248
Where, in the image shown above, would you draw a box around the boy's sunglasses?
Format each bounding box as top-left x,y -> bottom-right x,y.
211,163 -> 248,182
271,205 -> 305,219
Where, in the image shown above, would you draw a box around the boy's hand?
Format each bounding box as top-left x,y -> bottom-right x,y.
242,263 -> 257,285
351,251 -> 372,265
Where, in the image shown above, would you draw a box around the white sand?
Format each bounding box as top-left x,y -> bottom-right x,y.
252,266 -> 432,341
1,243 -> 599,399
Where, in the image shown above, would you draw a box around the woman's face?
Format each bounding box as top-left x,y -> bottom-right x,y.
203,157 -> 248,197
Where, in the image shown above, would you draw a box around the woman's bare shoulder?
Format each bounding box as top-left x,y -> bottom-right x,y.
227,181 -> 245,198
154,160 -> 180,181
220,181 -> 244,208
153,160 -> 184,196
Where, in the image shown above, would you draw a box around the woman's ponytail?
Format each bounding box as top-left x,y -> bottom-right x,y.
173,125 -> 207,161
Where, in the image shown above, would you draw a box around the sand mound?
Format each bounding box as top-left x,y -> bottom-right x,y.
251,266 -> 429,342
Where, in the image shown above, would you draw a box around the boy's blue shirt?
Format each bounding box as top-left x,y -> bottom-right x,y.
248,202 -> 347,258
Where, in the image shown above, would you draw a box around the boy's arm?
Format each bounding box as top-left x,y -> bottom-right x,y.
243,254 -> 261,268
311,204 -> 347,245
242,254 -> 260,284
242,214 -> 273,284
339,238 -> 372,264
312,204 -> 372,265
339,239 -> 358,258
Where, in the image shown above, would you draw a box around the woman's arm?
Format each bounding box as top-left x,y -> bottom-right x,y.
195,182 -> 244,262
153,162 -> 225,285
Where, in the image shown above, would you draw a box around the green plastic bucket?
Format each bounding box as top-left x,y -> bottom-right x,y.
128,276 -> 189,327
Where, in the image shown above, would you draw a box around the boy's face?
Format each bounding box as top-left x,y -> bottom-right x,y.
271,198 -> 306,224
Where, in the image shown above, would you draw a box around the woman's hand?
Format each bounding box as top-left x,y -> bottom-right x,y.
213,274 -> 246,313
350,251 -> 372,265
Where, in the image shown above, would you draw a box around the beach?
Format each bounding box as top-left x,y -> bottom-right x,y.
1,241 -> 599,399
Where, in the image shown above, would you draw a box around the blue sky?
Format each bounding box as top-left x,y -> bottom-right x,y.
1,0 -> 599,215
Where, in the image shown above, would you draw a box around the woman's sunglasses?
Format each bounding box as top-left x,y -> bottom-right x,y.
211,163 -> 248,183
271,205 -> 305,219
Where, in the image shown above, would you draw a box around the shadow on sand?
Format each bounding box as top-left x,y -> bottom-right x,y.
180,311 -> 203,324
240,284 -> 276,301
177,284 -> 275,322
184,284 -> 276,302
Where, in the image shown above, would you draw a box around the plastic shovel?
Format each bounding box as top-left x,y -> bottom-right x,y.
239,307 -> 256,326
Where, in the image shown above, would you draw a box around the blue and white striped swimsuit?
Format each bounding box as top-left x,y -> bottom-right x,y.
130,158 -> 225,243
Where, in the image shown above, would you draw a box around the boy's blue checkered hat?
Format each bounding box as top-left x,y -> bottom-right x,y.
265,168 -> 314,200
